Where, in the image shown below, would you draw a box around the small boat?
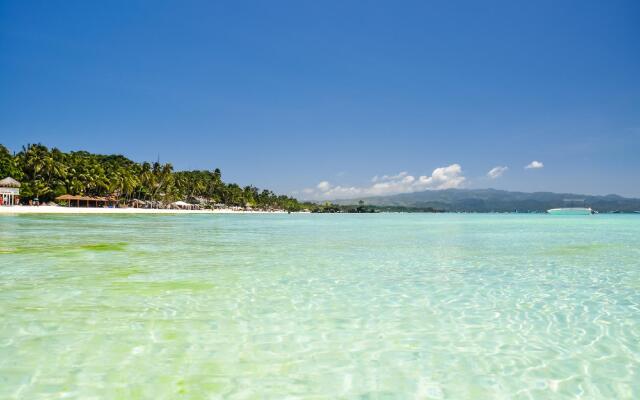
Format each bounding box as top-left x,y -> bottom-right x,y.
547,207 -> 593,215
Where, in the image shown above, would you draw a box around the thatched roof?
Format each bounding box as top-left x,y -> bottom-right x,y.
55,194 -> 110,202
56,194 -> 81,201
0,177 -> 20,188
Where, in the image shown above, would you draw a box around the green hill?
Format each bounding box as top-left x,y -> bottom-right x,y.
332,188 -> 640,213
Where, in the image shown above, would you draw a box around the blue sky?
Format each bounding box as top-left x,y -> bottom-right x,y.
1,1 -> 639,198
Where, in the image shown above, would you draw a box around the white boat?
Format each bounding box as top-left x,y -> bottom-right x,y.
547,207 -> 593,215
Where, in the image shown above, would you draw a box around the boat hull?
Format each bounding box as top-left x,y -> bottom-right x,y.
547,207 -> 593,215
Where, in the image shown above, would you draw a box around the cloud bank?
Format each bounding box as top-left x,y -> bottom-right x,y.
302,164 -> 466,200
487,166 -> 508,179
525,160 -> 544,169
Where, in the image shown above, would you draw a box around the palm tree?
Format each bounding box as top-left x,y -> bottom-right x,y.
6,142 -> 305,209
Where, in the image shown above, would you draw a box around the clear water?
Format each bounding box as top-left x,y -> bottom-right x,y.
1,214 -> 639,399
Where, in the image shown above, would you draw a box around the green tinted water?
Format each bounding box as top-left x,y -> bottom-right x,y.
1,214 -> 639,399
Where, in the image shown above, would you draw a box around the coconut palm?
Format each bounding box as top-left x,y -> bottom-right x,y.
3,142 -> 307,209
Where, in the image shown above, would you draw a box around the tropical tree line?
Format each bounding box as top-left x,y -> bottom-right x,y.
0,143 -> 308,211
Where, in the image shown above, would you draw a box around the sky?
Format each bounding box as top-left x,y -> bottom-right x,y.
1,0 -> 639,198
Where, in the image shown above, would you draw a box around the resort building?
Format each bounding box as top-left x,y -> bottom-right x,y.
0,177 -> 21,206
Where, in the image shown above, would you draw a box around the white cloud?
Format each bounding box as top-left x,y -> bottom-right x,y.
487,166 -> 508,179
372,171 -> 409,183
300,164 -> 466,200
316,181 -> 331,191
525,160 -> 544,169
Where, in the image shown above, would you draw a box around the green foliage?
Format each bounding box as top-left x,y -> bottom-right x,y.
0,144 -> 22,180
1,143 -> 304,209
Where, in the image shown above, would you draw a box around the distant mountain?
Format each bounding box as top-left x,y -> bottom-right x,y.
332,189 -> 640,213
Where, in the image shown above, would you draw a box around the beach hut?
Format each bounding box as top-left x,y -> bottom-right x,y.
56,194 -> 81,207
0,177 -> 21,206
55,194 -> 112,208
130,199 -> 147,208
172,200 -> 193,210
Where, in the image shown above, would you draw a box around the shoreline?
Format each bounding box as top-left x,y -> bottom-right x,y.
0,205 -> 290,215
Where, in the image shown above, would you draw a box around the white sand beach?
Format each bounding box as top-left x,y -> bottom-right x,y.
0,205 -> 289,214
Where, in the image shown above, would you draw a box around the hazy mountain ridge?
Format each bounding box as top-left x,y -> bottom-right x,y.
332,189 -> 640,212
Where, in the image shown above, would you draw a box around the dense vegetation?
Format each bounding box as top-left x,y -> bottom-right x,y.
311,201 -> 443,213
0,143 -> 308,211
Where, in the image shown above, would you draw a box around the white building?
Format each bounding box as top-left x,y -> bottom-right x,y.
0,177 -> 21,206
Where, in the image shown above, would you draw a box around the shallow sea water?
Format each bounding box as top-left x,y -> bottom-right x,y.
0,213 -> 639,399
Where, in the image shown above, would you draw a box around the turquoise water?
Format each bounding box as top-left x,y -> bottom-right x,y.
1,214 -> 639,399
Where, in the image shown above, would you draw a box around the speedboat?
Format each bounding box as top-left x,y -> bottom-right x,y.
547,207 -> 593,215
